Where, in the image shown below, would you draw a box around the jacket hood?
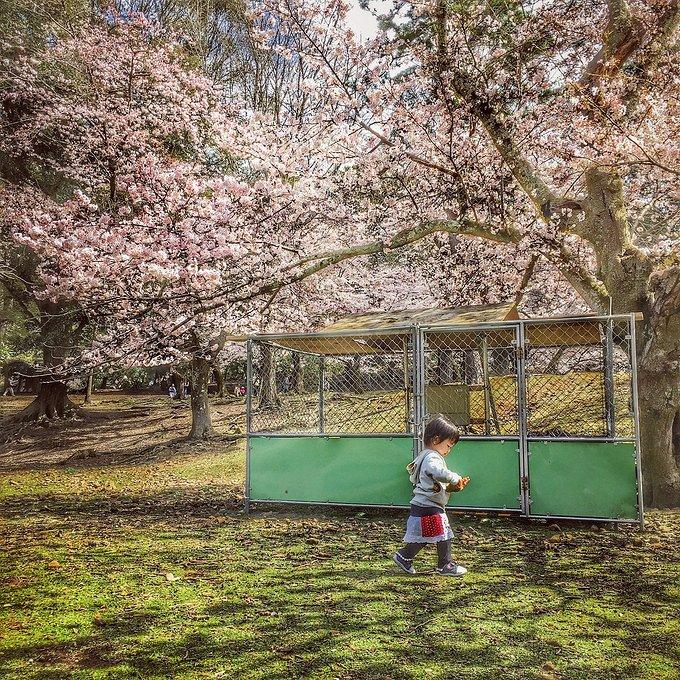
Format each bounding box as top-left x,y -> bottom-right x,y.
407,448 -> 439,483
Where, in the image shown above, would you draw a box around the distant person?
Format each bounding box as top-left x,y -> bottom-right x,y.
2,373 -> 19,397
168,385 -> 177,399
239,385 -> 246,397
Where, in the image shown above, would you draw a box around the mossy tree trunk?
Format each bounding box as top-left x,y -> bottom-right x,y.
214,364 -> 224,397
170,371 -> 183,400
580,169 -> 680,507
12,302 -> 83,422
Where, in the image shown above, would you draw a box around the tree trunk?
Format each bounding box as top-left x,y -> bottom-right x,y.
347,355 -> 362,392
635,295 -> 680,508
10,302 -> 84,421
188,355 -> 215,440
291,354 -> 304,394
170,372 -> 183,400
545,347 -> 566,374
637,370 -> 680,508
438,350 -> 456,384
580,169 -> 680,507
258,343 -> 280,408
100,375 -> 108,390
214,364 -> 224,397
13,378 -> 78,421
83,372 -> 94,404
463,350 -> 478,384
490,348 -> 513,375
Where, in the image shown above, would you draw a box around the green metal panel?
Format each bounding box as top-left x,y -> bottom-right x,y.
528,441 -> 638,519
447,439 -> 521,510
249,436 -> 414,506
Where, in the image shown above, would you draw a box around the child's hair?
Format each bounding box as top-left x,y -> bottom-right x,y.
424,415 -> 461,446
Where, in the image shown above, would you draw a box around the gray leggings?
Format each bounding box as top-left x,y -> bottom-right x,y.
400,539 -> 451,568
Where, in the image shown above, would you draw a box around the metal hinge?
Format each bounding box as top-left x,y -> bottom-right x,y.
520,476 -> 529,491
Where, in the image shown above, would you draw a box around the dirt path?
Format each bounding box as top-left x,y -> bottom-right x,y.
0,392 -> 246,470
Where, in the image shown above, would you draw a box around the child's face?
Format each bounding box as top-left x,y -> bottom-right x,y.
432,437 -> 457,456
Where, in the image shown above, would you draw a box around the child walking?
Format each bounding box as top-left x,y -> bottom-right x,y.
393,416 -> 469,576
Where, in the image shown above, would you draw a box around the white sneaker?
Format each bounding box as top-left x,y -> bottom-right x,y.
436,562 -> 467,576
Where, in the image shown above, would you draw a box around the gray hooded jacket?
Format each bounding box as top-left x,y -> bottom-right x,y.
408,448 -> 462,509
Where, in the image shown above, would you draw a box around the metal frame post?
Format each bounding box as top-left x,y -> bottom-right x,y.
318,356 -> 325,434
481,336 -> 491,435
516,322 -> 531,517
628,314 -> 645,528
603,318 -> 616,438
480,335 -> 500,435
245,339 -> 253,514
403,336 -> 410,433
413,325 -> 425,455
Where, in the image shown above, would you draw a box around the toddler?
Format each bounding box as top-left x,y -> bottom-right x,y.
393,415 -> 469,576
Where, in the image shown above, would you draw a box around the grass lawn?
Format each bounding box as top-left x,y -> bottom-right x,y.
0,395 -> 679,679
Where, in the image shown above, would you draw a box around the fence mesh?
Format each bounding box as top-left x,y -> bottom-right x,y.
524,319 -> 634,438
249,318 -> 636,440
422,328 -> 519,435
250,333 -> 413,434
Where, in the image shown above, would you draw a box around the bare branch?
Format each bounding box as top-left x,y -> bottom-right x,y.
514,254 -> 540,307
557,243 -> 610,311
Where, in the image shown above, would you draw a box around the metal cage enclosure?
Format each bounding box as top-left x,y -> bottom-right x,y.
246,314 -> 643,524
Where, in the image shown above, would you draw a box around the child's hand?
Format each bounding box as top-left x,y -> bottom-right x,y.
447,476 -> 471,492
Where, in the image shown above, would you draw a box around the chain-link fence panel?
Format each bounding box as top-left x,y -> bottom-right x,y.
524,319 -> 635,438
250,341 -> 321,434
610,319 -> 635,438
250,332 -> 413,435
423,327 -> 519,435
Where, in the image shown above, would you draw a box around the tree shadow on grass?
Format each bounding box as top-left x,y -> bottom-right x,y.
0,611 -> 157,677
0,486 -> 244,522
3,565 -> 674,680
2,489 -> 678,679
0,398 -> 244,473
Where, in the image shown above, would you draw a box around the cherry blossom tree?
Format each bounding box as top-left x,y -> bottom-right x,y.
0,17 -> 213,421
256,0 -> 679,506
0,14 -> 393,436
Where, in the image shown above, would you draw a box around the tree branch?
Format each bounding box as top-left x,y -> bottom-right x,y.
289,217 -> 520,271
556,242 -> 610,311
580,0 -> 645,90
0,278 -> 39,323
513,254 -> 540,307
467,96 -> 583,219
